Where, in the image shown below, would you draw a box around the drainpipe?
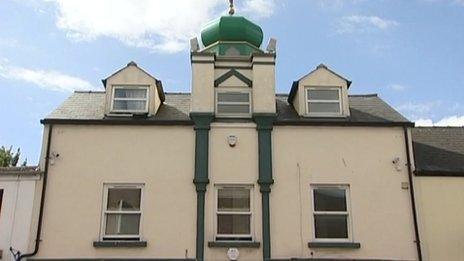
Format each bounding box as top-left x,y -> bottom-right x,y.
403,126 -> 423,261
17,125 -> 53,261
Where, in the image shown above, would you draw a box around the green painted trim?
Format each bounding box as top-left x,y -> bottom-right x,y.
92,241 -> 147,248
202,41 -> 264,56
208,241 -> 261,248
214,68 -> 252,87
253,113 -> 277,261
308,242 -> 361,249
190,112 -> 214,261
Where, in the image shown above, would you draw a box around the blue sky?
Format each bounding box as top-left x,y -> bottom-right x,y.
1,0 -> 463,164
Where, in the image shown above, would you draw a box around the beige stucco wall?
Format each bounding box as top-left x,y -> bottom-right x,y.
104,65 -> 162,116
34,125 -> 196,259
414,177 -> 464,261
191,55 -> 215,113
252,56 -> 276,114
191,54 -> 276,115
295,67 -> 350,117
205,122 -> 263,261
271,126 -> 417,260
32,122 -> 418,260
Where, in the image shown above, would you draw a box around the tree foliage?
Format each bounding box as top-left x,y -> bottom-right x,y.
0,146 -> 27,167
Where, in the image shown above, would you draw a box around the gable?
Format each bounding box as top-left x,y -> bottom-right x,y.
214,69 -> 252,87
298,65 -> 350,87
104,64 -> 156,86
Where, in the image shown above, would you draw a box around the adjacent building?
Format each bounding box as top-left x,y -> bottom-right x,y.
0,167 -> 42,261
412,127 -> 464,261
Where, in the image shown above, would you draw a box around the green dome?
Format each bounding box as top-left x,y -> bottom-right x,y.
201,16 -> 263,48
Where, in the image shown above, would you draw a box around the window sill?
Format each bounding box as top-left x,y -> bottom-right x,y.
93,240 -> 147,248
308,242 -> 361,249
208,241 -> 260,248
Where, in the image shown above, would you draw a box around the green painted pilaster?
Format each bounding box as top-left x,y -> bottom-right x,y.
253,113 -> 276,261
190,112 -> 214,261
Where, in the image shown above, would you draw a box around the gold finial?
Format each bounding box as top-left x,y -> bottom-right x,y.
228,0 -> 235,15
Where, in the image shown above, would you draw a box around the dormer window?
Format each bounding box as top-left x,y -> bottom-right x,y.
215,88 -> 252,118
305,87 -> 342,117
111,86 -> 149,114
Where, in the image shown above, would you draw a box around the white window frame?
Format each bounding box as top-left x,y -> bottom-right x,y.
310,184 -> 352,242
214,184 -> 254,241
100,183 -> 144,241
215,88 -> 252,118
305,86 -> 343,117
111,85 -> 149,113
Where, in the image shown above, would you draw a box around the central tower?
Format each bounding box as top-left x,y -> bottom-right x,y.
190,6 -> 276,118
189,4 -> 277,261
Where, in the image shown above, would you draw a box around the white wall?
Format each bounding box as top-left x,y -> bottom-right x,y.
0,174 -> 40,261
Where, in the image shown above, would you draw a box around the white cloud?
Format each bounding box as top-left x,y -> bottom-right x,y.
43,0 -> 278,53
337,15 -> 399,34
242,0 -> 276,18
0,63 -> 95,92
312,0 -> 366,8
415,115 -> 464,126
398,100 -> 442,115
415,118 -> 434,126
388,84 -> 407,91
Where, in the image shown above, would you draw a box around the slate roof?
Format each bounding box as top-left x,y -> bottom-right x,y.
0,166 -> 42,175
412,127 -> 464,176
275,94 -> 410,125
43,91 -> 411,126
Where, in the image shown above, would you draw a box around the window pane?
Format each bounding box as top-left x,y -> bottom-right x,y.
218,187 -> 250,212
217,92 -> 249,102
314,214 -> 348,239
113,100 -> 147,111
217,214 -> 251,235
105,213 -> 140,235
217,104 -> 250,114
314,187 -> 346,211
308,102 -> 340,113
308,89 -> 339,100
107,188 -> 141,211
114,88 -> 147,98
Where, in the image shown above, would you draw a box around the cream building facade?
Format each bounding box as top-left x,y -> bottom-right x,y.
412,127 -> 464,261
17,10 -> 432,261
